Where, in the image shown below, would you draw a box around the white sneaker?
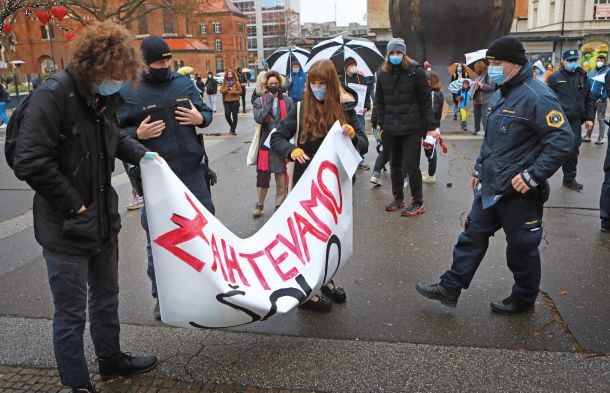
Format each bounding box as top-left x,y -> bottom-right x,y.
370,176 -> 382,186
0,124 -> 6,129
422,174 -> 437,183
403,177 -> 409,189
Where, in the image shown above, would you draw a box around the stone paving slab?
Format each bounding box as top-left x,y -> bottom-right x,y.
0,365 -> 319,393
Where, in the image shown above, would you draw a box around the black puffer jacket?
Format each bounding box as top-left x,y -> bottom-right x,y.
13,68 -> 148,255
375,60 -> 436,135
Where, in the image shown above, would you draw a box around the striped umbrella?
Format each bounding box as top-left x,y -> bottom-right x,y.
303,35 -> 385,77
265,46 -> 311,76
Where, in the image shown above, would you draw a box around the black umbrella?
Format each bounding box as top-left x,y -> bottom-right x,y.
303,35 -> 385,77
265,46 -> 311,76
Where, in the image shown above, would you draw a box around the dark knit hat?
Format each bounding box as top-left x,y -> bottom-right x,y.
344,56 -> 357,67
387,38 -> 406,55
486,36 -> 527,65
141,36 -> 172,65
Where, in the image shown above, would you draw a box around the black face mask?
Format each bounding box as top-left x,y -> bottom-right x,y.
147,67 -> 171,83
267,86 -> 281,95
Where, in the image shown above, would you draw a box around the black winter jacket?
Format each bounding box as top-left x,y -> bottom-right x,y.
547,67 -> 595,123
205,77 -> 218,95
271,85 -> 368,184
13,68 -> 148,255
117,72 -> 213,173
375,61 -> 436,135
431,90 -> 444,129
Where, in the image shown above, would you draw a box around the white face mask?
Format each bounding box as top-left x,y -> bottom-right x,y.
597,61 -> 605,69
347,65 -> 357,75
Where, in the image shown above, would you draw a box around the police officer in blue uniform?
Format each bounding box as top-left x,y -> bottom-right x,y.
547,49 -> 595,191
416,37 -> 574,314
117,36 -> 214,318
601,71 -> 610,232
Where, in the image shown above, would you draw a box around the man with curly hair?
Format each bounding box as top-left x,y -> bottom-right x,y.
11,21 -> 159,392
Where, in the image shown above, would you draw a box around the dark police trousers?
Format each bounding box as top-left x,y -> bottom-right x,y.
141,164 -> 215,298
562,119 -> 582,183
440,193 -> 544,304
43,246 -> 120,387
601,141 -> 610,226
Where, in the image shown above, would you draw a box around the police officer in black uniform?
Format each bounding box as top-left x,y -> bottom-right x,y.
416,37 -> 574,314
547,49 -> 595,191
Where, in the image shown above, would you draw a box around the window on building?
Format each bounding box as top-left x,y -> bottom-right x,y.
216,39 -> 222,51
239,39 -> 243,51
163,7 -> 174,34
595,0 -> 610,20
41,25 -> 54,40
173,61 -> 179,71
199,23 -> 207,34
238,22 -> 244,33
213,22 -> 221,33
216,58 -> 224,72
138,13 -> 148,35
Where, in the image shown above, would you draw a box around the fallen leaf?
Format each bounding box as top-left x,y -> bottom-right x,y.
560,291 -> 568,296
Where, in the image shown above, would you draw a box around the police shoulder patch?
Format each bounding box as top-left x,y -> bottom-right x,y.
546,110 -> 565,128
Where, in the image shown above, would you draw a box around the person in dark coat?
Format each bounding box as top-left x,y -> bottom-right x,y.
284,60 -> 306,102
375,37 -> 437,217
271,59 -> 368,312
252,71 -> 294,217
547,49 -> 595,191
238,67 -> 248,113
423,71 -> 445,183
417,36 -> 574,315
204,71 -> 218,112
117,35 -> 214,320
11,22 -> 158,392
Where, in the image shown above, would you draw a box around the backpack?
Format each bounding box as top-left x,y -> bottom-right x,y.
4,72 -> 74,170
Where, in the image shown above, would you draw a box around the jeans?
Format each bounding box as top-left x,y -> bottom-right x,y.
224,100 -> 240,133
390,133 -> 423,202
440,194 -> 544,304
207,94 -> 217,111
473,103 -> 488,132
43,246 -> 121,387
241,92 -> 247,112
141,164 -> 215,298
591,100 -> 607,140
424,146 -> 437,176
0,101 -> 8,125
601,140 -> 610,226
562,120 -> 582,183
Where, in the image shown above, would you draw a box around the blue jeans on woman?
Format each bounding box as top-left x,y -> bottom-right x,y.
0,101 -> 9,125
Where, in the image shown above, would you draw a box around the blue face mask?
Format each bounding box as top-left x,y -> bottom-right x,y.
565,61 -> 579,72
389,55 -> 403,65
488,65 -> 507,85
310,85 -> 326,101
457,66 -> 463,73
93,79 -> 123,96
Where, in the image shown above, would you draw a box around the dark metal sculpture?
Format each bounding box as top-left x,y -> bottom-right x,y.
389,0 -> 515,84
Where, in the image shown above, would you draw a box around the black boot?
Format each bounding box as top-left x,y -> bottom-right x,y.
299,295 -> 332,312
72,382 -> 97,393
490,296 -> 535,315
562,180 -> 584,191
98,352 -> 159,381
321,281 -> 347,303
415,283 -> 459,308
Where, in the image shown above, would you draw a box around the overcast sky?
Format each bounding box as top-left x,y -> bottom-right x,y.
300,0 -> 367,26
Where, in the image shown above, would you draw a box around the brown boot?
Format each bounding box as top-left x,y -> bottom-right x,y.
252,203 -> 264,218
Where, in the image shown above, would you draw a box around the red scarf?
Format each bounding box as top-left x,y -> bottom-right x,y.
264,93 -> 287,124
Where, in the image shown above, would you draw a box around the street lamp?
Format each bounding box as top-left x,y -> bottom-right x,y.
9,60 -> 25,99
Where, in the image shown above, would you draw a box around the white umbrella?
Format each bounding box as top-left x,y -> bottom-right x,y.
448,78 -> 473,94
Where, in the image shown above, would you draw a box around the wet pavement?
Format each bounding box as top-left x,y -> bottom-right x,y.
0,98 -> 608,391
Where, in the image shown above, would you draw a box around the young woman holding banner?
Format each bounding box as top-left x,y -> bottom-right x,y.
271,59 -> 368,312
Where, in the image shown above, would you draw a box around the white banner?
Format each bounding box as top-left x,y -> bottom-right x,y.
141,123 -> 361,329
348,83 -> 368,116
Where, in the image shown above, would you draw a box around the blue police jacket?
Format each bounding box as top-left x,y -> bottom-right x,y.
286,71 -> 306,101
474,64 -> 574,209
117,72 -> 213,172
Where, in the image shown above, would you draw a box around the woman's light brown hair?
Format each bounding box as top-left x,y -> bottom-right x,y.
70,21 -> 144,85
300,59 -> 347,144
264,70 -> 285,87
427,71 -> 442,91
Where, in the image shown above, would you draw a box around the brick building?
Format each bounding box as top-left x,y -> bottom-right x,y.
0,0 -> 248,80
